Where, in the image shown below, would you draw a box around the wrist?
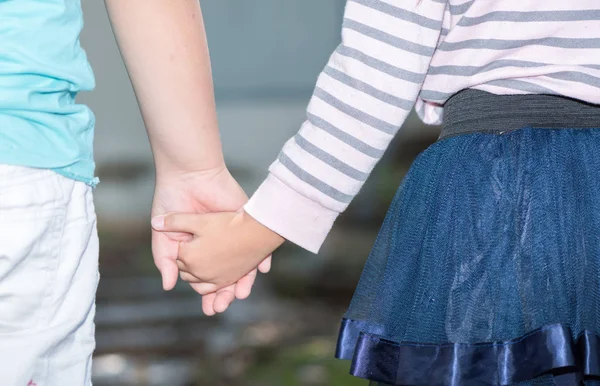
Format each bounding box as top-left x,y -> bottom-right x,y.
151,134 -> 226,179
244,173 -> 338,253
154,162 -> 227,184
240,211 -> 285,251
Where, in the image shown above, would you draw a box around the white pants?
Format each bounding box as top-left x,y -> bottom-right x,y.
0,165 -> 98,386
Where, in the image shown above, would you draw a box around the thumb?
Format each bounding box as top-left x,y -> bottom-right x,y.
151,212 -> 203,234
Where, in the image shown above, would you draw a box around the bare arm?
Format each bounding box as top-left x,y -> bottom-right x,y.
104,1 -> 267,313
104,0 -> 223,177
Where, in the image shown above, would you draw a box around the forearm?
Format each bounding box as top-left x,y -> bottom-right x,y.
105,0 -> 223,177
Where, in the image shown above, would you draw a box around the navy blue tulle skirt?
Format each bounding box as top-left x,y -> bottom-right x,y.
336,125 -> 600,385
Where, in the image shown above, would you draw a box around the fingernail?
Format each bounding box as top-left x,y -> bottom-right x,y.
152,215 -> 164,230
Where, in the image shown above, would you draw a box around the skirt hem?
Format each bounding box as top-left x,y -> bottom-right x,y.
336,318 -> 600,385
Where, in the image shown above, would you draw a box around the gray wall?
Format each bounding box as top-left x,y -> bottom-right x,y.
202,0 -> 345,96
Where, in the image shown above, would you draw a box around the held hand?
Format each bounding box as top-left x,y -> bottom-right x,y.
152,211 -> 284,293
151,167 -> 271,314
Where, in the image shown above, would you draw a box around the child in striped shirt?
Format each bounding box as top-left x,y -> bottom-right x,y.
154,1 -> 600,384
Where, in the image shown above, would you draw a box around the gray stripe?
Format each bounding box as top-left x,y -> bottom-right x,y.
460,10 -> 600,27
351,0 -> 441,30
306,113 -> 384,158
343,19 -> 436,56
421,72 -> 600,102
314,87 -> 399,134
293,134 -> 368,181
330,50 -> 424,84
439,37 -> 600,51
336,45 -> 427,85
431,0 -> 447,4
428,60 -> 600,77
449,1 -> 474,15
278,153 -> 353,203
440,27 -> 449,37
548,71 -> 600,89
485,79 -> 558,95
428,59 -> 546,76
419,89 -> 452,101
323,66 -> 413,110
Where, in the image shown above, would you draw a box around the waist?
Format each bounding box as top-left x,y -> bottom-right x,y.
0,113 -> 97,186
439,90 -> 600,140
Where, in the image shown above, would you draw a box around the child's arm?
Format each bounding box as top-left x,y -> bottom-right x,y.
104,0 -> 266,313
104,0 -> 222,175
245,0 -> 448,253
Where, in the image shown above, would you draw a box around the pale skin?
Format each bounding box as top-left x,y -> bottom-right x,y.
104,0 -> 270,314
152,211 -> 285,291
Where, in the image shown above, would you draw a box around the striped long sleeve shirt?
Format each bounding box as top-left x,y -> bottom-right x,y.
244,0 -> 600,253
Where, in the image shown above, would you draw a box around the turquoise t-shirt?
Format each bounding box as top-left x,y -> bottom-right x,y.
0,0 -> 97,186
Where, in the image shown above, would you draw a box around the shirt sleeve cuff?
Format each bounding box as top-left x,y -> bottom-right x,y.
244,173 -> 338,254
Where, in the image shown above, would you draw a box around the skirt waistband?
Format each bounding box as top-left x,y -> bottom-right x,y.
439,89 -> 600,140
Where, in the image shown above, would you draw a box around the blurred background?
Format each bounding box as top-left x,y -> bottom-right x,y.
79,1 -> 440,385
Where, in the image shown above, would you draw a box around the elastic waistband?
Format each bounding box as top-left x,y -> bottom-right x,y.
439,90 -> 600,140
